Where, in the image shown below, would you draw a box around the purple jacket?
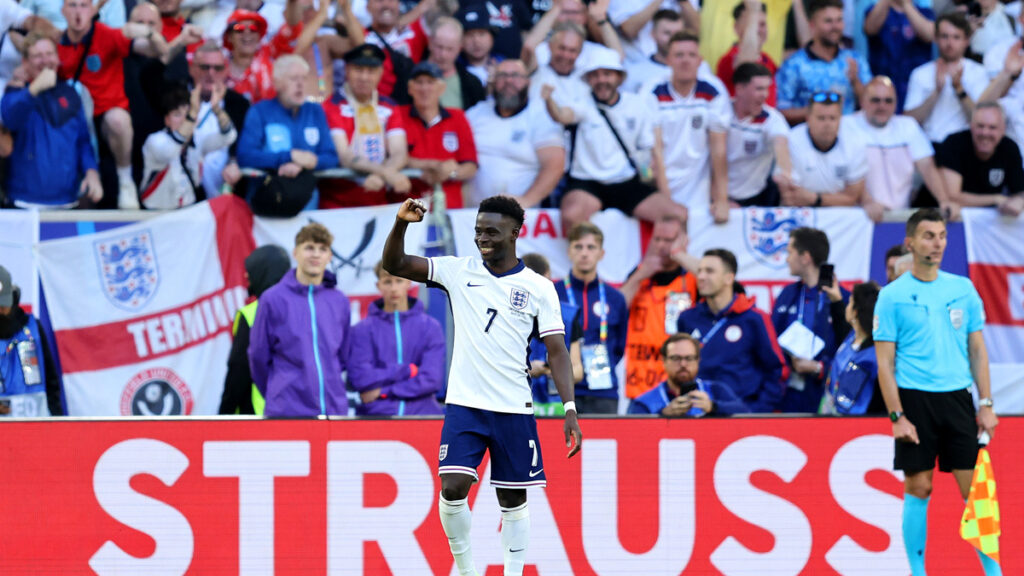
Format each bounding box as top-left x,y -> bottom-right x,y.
347,297 -> 445,416
248,270 -> 350,416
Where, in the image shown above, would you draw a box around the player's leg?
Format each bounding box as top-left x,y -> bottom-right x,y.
895,388 -> 939,576
488,412 -> 546,576
438,406 -> 488,576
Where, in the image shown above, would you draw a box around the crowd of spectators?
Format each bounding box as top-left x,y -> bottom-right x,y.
1,0 -> 1022,417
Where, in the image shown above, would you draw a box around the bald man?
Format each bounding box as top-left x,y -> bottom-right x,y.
842,76 -> 954,219
428,17 -> 485,110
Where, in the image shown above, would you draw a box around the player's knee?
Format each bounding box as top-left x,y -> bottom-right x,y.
495,488 -> 526,509
440,476 -> 471,501
905,478 -> 932,499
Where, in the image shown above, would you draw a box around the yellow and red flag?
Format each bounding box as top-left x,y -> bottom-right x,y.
960,448 -> 1001,564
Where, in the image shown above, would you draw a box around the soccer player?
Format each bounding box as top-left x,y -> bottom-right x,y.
382,196 -> 583,576
874,208 -> 1000,576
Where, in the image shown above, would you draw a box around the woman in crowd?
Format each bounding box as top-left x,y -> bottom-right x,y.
820,279 -> 883,415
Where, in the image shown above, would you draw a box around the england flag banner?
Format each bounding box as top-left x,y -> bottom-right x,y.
252,203 -> 429,320
1,209 -> 39,312
963,209 -> 1024,410
36,196 -> 255,415
688,207 -> 875,311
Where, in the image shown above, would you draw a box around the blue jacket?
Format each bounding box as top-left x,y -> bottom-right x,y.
627,378 -> 747,416
529,301 -> 580,404
822,333 -> 879,415
771,281 -> 849,413
248,270 -> 350,417
554,273 -> 628,399
347,297 -> 445,416
237,98 -> 337,173
677,294 -> 787,413
1,84 -> 96,207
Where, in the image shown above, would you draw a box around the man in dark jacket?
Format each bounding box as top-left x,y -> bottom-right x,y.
248,223 -> 351,416
347,261 -> 445,416
219,244 -> 291,415
0,266 -> 64,416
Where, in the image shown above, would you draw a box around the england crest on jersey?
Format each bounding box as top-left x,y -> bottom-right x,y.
510,287 -> 530,310
743,207 -> 815,269
989,169 -> 1005,187
443,131 -> 459,152
94,230 -> 160,311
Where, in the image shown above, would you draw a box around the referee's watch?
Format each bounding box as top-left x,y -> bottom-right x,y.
979,398 -> 994,408
889,410 -> 904,422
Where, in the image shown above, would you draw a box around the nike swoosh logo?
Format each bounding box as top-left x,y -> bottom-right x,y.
529,468 -> 543,477
466,282 -> 484,287
510,548 -> 525,553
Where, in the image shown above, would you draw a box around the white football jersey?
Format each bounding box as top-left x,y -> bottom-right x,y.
428,256 -> 565,414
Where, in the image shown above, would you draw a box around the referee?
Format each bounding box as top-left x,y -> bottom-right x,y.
874,208 -> 1000,576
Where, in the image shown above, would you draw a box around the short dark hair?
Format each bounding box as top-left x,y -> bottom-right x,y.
660,332 -> 701,360
703,248 -> 738,275
807,0 -> 843,18
295,222 -> 334,247
161,84 -> 190,117
652,8 -> 681,25
668,30 -> 701,49
478,195 -> 525,231
851,281 -> 880,347
789,227 -> 830,267
936,12 -> 971,38
567,222 -> 604,246
732,62 -> 772,86
885,243 -> 908,261
522,252 -> 550,277
733,0 -> 766,21
906,208 -> 945,238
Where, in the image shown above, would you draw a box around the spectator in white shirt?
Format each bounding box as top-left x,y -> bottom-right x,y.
969,0 -> 1016,57
650,31 -> 732,224
844,76 -> 954,219
623,9 -> 730,96
726,62 -> 792,207
141,85 -> 236,209
608,0 -> 698,65
541,48 -> 686,230
527,21 -> 591,102
905,13 -> 986,145
522,0 -> 624,75
466,59 -> 565,207
785,92 -> 870,215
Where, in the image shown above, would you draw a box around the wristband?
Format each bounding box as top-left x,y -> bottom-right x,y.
596,18 -> 608,26
563,401 -> 577,413
956,90 -> 968,100
813,193 -> 823,207
185,113 -> 197,122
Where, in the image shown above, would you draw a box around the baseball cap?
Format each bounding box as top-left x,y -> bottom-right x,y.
0,266 -> 13,308
410,61 -> 444,79
459,7 -> 493,33
343,43 -> 386,67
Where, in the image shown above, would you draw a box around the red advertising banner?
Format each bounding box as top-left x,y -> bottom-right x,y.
0,418 -> 1018,575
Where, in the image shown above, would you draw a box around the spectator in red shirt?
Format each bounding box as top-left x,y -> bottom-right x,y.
58,0 -> 168,209
716,0 -> 778,107
364,0 -> 428,100
321,43 -> 411,208
223,6 -> 310,104
401,61 -> 478,209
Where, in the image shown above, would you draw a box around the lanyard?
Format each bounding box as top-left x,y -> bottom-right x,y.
563,276 -> 607,343
701,316 -> 728,344
797,285 -> 822,327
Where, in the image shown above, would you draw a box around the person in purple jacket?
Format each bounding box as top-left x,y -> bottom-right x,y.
348,261 -> 446,416
248,222 -> 351,417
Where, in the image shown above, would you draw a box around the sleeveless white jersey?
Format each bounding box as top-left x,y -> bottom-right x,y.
428,256 -> 565,414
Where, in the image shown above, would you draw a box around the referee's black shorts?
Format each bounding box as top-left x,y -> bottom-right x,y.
894,387 -> 979,473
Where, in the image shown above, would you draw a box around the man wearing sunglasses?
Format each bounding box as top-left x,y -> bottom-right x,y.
843,76 -> 955,219
784,91 -> 870,212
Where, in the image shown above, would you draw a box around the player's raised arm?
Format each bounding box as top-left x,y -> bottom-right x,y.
383,199 -> 431,283
543,333 -> 583,458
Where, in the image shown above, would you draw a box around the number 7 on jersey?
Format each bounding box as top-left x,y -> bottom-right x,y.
484,308 -> 498,333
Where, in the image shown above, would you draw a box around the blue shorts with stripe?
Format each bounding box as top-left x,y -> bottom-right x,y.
438,404 -> 547,489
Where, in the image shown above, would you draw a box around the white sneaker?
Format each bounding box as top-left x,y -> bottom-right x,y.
118,177 -> 140,210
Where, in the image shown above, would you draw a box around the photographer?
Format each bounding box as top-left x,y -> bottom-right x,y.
820,278 -> 884,415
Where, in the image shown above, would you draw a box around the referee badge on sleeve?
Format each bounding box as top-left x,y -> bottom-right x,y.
949,308 -> 964,330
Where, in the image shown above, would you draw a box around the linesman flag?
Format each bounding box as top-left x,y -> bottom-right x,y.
960,448 -> 1001,564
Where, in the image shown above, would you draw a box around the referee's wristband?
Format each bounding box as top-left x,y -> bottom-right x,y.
563,401 -> 577,413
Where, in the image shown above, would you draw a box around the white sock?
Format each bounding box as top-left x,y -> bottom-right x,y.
501,502 -> 530,576
116,165 -> 132,184
439,496 -> 476,576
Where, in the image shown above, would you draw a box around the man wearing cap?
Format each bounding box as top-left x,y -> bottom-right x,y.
458,5 -> 501,87
541,48 -> 687,231
224,8 -> 309,103
320,43 -> 411,208
0,266 -> 64,417
400,61 -> 478,209
456,0 -> 531,60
